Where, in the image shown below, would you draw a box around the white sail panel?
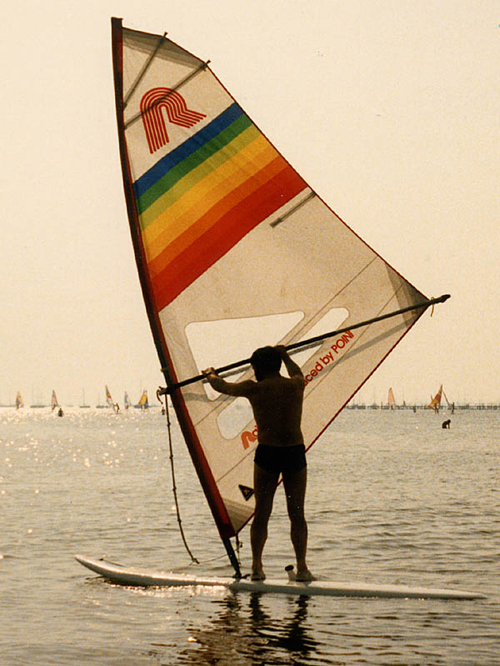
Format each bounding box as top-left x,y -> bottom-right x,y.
168,204 -> 423,531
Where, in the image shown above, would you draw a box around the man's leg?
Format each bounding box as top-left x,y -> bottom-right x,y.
282,466 -> 312,580
251,463 -> 279,580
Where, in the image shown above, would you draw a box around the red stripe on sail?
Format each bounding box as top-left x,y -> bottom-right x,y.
147,154 -> 288,279
150,165 -> 307,311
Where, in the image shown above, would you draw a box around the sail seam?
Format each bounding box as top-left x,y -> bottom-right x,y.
281,257 -> 379,348
302,285 -> 414,400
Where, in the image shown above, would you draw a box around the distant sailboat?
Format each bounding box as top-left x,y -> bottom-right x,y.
105,385 -> 114,408
388,388 -> 396,410
429,385 -> 443,412
80,390 -> 90,408
135,390 -> 149,410
97,385 -> 115,409
124,391 -> 131,410
428,385 -> 452,413
51,390 -> 59,411
15,391 -> 24,409
30,390 -> 47,408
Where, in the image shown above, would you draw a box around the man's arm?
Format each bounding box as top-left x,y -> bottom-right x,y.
202,368 -> 256,397
276,346 -> 304,380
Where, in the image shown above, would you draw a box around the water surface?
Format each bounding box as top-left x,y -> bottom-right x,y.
1,408 -> 498,664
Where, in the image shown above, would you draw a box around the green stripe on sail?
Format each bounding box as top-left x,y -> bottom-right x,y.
136,114 -> 254,218
139,123 -> 262,230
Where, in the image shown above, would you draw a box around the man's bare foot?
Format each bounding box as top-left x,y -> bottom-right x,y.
251,569 -> 266,581
295,569 -> 315,582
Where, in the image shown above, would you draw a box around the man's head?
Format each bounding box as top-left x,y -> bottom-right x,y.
250,346 -> 282,381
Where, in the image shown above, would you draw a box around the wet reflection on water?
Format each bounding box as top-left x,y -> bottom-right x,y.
177,592 -> 319,665
249,593 -> 318,656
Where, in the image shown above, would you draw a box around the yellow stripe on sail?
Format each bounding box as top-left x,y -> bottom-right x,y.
142,136 -> 278,261
145,155 -> 289,278
140,124 -> 263,232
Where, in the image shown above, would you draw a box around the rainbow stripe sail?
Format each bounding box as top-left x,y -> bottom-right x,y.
135,102 -> 307,309
112,19 -> 432,573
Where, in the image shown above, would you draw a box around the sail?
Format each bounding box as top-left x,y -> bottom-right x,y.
136,390 -> 149,408
15,391 -> 24,409
388,388 -> 396,410
429,385 -> 443,411
111,19 -> 429,545
51,390 -> 59,411
105,385 -> 114,407
124,391 -> 131,409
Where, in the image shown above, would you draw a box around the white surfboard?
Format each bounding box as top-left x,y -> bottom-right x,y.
75,555 -> 484,599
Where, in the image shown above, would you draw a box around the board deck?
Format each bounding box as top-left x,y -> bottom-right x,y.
74,555 -> 485,599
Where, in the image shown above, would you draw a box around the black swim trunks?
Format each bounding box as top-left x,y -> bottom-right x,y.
254,444 -> 307,475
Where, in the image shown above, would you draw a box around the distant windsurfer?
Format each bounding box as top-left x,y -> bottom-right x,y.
203,345 -> 313,582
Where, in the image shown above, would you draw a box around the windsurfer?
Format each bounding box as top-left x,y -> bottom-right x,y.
203,346 -> 314,582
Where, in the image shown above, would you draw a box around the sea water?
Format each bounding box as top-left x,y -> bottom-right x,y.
1,408 -> 498,665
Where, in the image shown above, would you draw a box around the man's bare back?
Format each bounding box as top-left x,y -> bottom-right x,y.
205,370 -> 304,447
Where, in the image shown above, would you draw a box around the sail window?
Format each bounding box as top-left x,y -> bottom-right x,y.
190,307 -> 349,441
291,307 -> 350,366
217,397 -> 254,439
185,311 -> 305,401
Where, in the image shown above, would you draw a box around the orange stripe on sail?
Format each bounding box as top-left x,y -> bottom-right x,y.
146,155 -> 289,279
142,133 -> 274,257
151,166 -> 307,310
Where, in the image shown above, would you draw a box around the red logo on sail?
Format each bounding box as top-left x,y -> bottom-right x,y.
140,87 -> 206,153
241,426 -> 258,449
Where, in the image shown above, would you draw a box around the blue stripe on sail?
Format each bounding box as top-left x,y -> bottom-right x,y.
134,102 -> 244,197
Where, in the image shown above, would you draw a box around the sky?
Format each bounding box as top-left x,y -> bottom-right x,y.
1,0 -> 498,406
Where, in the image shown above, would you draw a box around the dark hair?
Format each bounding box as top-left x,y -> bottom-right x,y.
250,346 -> 282,381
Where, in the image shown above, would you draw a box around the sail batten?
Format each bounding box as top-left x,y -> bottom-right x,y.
123,32 -> 167,107
112,17 -> 437,553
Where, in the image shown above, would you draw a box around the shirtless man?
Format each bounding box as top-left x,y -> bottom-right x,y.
203,345 -> 313,581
